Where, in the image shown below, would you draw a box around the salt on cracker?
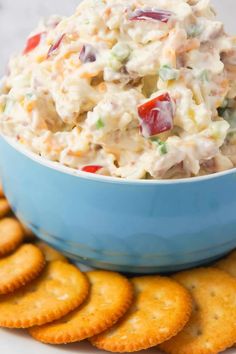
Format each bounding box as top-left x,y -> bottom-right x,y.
0,218 -> 24,256
0,244 -> 45,295
90,275 -> 192,352
0,199 -> 11,219
0,261 -> 89,328
160,267 -> 236,354
29,271 -> 133,344
215,250 -> 236,277
36,241 -> 67,263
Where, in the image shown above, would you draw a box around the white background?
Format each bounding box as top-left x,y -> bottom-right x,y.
0,0 -> 79,74
0,0 -> 235,353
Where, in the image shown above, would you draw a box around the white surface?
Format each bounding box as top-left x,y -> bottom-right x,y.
0,328 -> 235,354
0,0 -> 236,353
0,0 -> 79,74
0,329 -> 161,354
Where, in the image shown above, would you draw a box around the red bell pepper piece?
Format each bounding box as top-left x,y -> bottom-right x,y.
138,93 -> 174,137
82,165 -> 103,174
23,33 -> 44,55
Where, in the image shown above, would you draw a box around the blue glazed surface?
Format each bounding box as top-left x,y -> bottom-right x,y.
0,136 -> 236,273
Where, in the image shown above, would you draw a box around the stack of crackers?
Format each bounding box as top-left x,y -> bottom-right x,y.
1,187 -> 236,354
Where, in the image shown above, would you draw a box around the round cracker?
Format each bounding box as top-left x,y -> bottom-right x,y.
90,275 -> 192,352
0,199 -> 11,219
0,218 -> 24,256
214,253 -> 236,350
0,261 -> 89,328
22,224 -> 36,241
160,267 -> 236,354
0,184 -> 5,198
36,241 -> 67,263
215,250 -> 236,277
0,244 -> 45,295
29,271 -> 133,344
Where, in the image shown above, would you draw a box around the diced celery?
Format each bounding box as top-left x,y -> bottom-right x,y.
199,69 -> 209,82
159,65 -> 179,81
187,24 -> 202,38
108,54 -> 123,71
150,137 -> 168,155
96,117 -> 105,129
111,43 -> 130,62
3,99 -> 13,114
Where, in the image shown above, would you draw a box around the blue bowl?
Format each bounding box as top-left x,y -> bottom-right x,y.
0,136 -> 236,273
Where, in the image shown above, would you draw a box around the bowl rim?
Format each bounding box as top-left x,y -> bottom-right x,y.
3,135 -> 236,185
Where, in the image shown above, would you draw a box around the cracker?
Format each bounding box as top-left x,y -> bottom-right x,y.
29,271 -> 133,344
90,275 -> 192,352
160,267 -> 236,354
0,184 -> 5,198
36,241 -> 67,263
0,244 -> 45,295
22,224 -> 36,241
214,250 -> 236,277
215,253 -> 236,349
0,199 -> 11,218
0,218 -> 24,256
0,261 -> 89,328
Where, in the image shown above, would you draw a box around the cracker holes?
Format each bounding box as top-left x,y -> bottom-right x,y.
11,299 -> 20,305
192,303 -> 199,312
192,328 -> 202,337
190,284 -> 196,290
28,287 -> 38,293
32,302 -> 42,309
130,304 -> 139,313
154,295 -> 161,301
152,314 -> 160,320
95,290 -> 103,297
190,326 -> 202,337
153,294 -> 171,306
197,329 -> 202,336
61,319 -> 69,324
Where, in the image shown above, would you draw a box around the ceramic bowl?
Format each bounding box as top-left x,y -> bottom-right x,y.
0,136 -> 236,273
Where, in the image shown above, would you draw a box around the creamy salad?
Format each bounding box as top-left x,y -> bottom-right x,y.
0,0 -> 236,179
